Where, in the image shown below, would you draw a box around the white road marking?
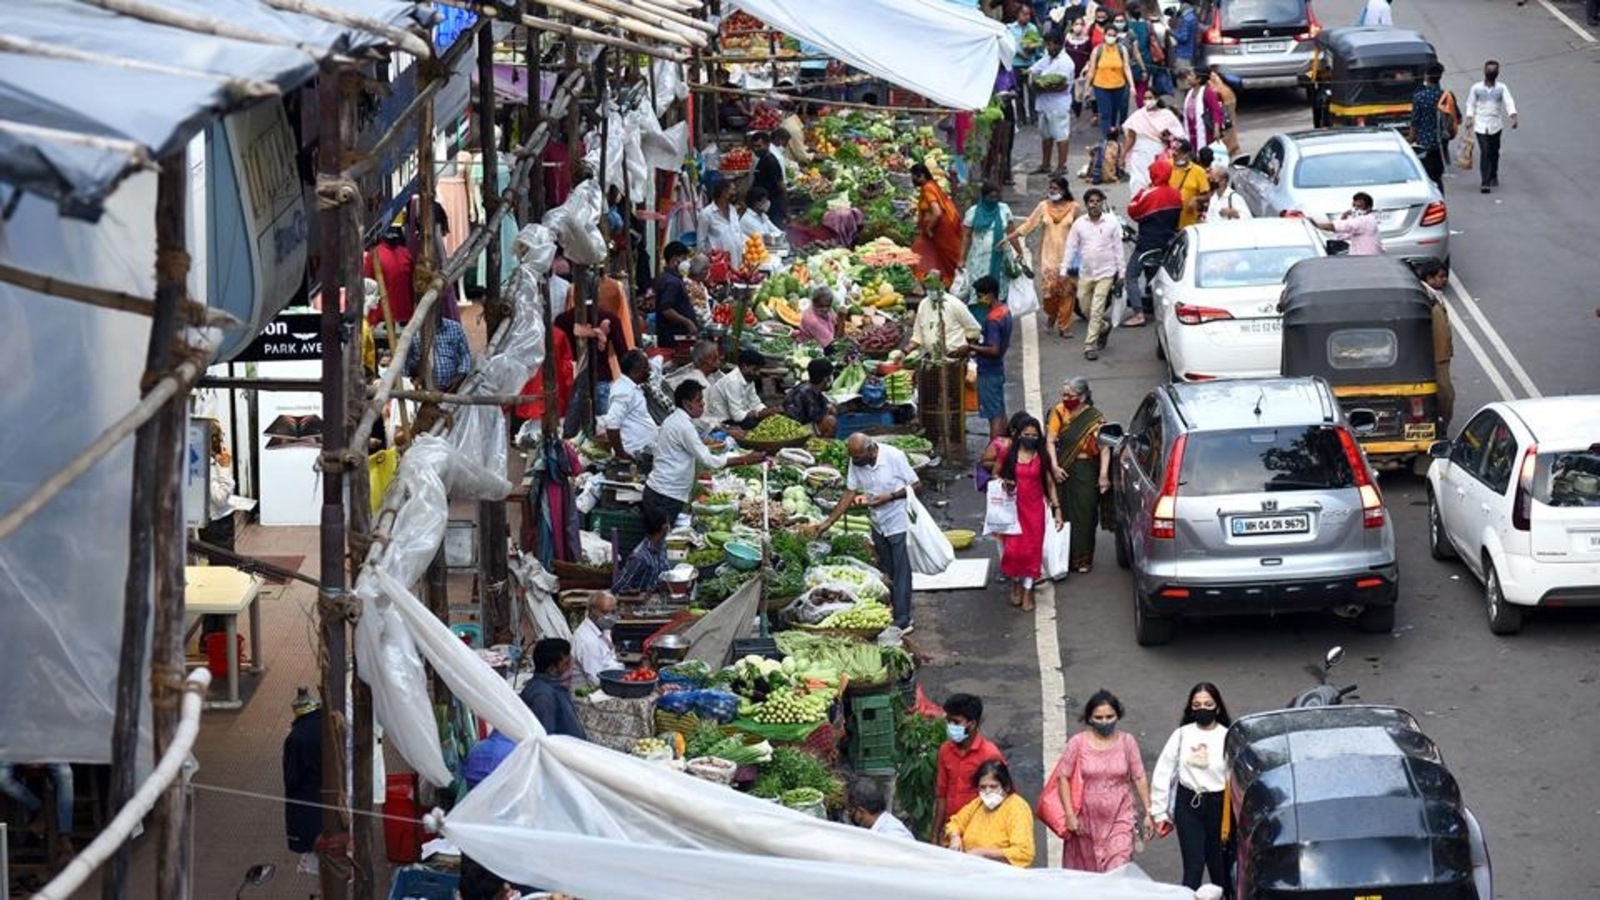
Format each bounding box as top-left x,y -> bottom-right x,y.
1442,290 -> 1518,402
1537,0 -> 1598,43
1447,271 -> 1543,399
1021,310 -> 1067,866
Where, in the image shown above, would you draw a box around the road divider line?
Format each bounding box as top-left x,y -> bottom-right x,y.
1447,271 -> 1543,399
1442,291 -> 1517,402
1537,0 -> 1597,43
1021,310 -> 1066,866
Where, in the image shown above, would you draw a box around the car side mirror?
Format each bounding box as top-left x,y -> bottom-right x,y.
1231,155 -> 1252,169
1324,646 -> 1345,671
1097,423 -> 1126,449
1428,439 -> 1452,459
1346,409 -> 1378,435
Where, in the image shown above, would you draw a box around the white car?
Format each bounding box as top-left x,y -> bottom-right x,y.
1426,397 -> 1600,634
1150,218 -> 1325,382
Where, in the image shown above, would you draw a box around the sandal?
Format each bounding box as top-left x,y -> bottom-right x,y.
1058,327 -> 1076,339
1021,600 -> 1035,612
1121,313 -> 1147,328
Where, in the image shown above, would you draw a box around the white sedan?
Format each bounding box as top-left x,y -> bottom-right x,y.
1427,397 -> 1600,634
1150,218 -> 1325,382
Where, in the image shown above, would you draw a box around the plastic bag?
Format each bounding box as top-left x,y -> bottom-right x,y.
1008,276 -> 1040,318
783,586 -> 860,625
906,490 -> 955,575
1456,138 -> 1475,171
1043,517 -> 1072,581
983,481 -> 1022,536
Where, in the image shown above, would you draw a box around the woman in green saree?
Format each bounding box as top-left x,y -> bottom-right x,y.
1045,375 -> 1112,573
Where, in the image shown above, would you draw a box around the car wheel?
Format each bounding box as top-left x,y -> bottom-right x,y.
1485,563 -> 1524,636
1427,490 -> 1456,561
1134,586 -> 1174,646
1356,603 -> 1395,634
1115,522 -> 1131,570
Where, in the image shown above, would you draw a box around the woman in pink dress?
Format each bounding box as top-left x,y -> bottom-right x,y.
997,414 -> 1063,612
1055,690 -> 1155,872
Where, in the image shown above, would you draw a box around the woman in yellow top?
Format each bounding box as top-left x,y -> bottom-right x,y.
944,760 -> 1036,868
1086,25 -> 1137,142
1007,175 -> 1080,338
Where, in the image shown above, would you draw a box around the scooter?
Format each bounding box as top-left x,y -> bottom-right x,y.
1286,646 -> 1360,708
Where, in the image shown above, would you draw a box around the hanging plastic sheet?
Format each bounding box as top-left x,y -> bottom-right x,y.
650,59 -> 689,117
511,552 -> 571,643
542,179 -> 607,265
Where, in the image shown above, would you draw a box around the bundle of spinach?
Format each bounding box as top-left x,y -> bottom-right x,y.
750,747 -> 842,805
895,703 -> 949,842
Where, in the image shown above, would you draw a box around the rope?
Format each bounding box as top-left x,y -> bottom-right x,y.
316,176 -> 361,211
148,661 -> 191,711
154,248 -> 191,283
315,447 -> 365,475
317,588 -> 362,624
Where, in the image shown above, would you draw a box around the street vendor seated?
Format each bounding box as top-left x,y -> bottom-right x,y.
666,340 -> 723,395
613,509 -> 672,596
704,348 -> 777,435
644,380 -> 762,522
739,185 -> 785,244
904,277 -> 982,359
572,591 -> 622,690
796,286 -> 840,347
602,349 -> 659,463
783,358 -> 838,437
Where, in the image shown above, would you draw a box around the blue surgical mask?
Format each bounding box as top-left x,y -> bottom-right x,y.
946,722 -> 969,743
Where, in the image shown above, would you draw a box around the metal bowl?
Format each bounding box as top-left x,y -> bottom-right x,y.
650,634 -> 692,663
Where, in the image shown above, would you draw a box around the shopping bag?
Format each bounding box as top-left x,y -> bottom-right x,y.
983,481 -> 1022,536
1456,138 -> 1475,171
1043,516 -> 1072,581
906,490 -> 956,575
1007,274 -> 1041,318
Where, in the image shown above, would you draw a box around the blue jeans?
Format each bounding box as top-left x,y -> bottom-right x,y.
0,763 -> 73,834
594,379 -> 613,418
1094,86 -> 1128,139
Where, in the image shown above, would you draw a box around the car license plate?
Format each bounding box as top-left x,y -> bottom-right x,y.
1378,209 -> 1406,229
1403,422 -> 1436,441
1247,40 -> 1289,53
1237,319 -> 1283,335
1231,514 -> 1311,536
1585,533 -> 1600,552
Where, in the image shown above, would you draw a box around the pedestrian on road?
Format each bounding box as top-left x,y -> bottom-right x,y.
944,759 -> 1037,867
962,275 -> 1014,439
1207,67 -> 1241,157
1180,70 -> 1228,168
1064,17 -> 1096,119
1357,0 -> 1394,26
1029,30 -> 1078,176
932,693 -> 1007,837
1410,62 -> 1452,194
1008,5 -> 1045,122
1055,689 -> 1155,872
1168,2 -> 1200,78
911,163 -> 965,286
1086,21 -> 1136,140
1121,94 -> 1183,194
1168,138 -> 1213,229
1464,60 -> 1518,194
1149,682 -> 1235,897
1010,175 -> 1081,337
281,687 -> 323,876
518,638 -> 589,740
997,414 -> 1062,611
1062,188 -> 1123,360
812,434 -> 921,632
1124,158 -> 1183,328
979,411 -> 1031,493
1203,165 -> 1253,222
1045,376 -> 1112,572
1312,191 -> 1383,255
1415,258 -> 1456,429
960,182 -> 1023,306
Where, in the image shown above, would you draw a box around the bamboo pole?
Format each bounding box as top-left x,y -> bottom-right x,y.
691,80 -> 955,115
75,0 -> 364,62
261,0 -> 433,58
0,262 -> 237,328
0,34 -> 281,99
434,0 -> 690,62
528,0 -> 706,47
598,0 -> 718,34
417,77 -> 440,394
0,120 -> 155,167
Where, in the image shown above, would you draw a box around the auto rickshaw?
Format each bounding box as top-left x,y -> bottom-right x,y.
1226,704 -> 1491,900
1304,27 -> 1438,130
1279,256 -> 1439,462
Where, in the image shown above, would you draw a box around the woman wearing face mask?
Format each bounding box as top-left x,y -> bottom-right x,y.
1056,690 -> 1154,872
960,182 -> 1025,308
1045,375 -> 1111,573
1149,683 -> 1234,898
698,175 -> 744,269
1008,176 -> 1080,337
997,415 -> 1063,612
943,760 -> 1036,867
1121,94 -> 1184,194
911,163 -> 964,287
1085,22 -> 1136,140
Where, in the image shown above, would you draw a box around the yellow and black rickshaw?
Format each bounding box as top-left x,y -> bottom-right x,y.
1304,26 -> 1438,130
1279,256 -> 1439,463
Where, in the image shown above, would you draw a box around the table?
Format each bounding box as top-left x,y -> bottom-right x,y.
183,565 -> 264,709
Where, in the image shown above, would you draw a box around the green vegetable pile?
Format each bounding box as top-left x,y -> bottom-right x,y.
815,602 -> 891,631
895,704 -> 949,841
750,747 -> 843,806
807,438 -> 850,471
775,631 -> 890,685
686,547 -> 724,567
751,688 -> 831,724
747,414 -> 810,442
881,434 -> 933,455
828,532 -> 874,563
684,723 -> 773,766
697,568 -> 757,606
883,369 -> 914,405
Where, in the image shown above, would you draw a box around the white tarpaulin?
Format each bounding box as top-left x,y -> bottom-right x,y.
725,0 -> 1016,110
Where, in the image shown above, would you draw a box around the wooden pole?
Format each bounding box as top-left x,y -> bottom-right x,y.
526,22 -> 546,221
417,77 -> 440,394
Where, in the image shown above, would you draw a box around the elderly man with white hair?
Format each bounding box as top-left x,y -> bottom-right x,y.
809,433 -> 921,634
572,591 -> 622,689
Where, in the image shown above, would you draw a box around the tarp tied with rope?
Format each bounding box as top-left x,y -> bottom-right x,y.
0,0 -> 437,221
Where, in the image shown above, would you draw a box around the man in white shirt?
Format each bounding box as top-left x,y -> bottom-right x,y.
601,349 -> 660,462
1204,167 -> 1254,222
666,340 -> 723,394
571,592 -> 622,690
704,349 -> 775,434
1063,188 -> 1125,361
1028,31 -> 1077,176
739,185 -> 784,243
644,380 -> 762,523
812,435 -> 920,633
1357,0 -> 1393,26
847,778 -> 915,840
904,281 -> 981,360
1463,59 -> 1518,194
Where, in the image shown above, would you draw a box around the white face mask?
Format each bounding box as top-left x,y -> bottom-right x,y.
979,789 -> 1005,811
1048,191 -> 1064,202
677,260 -> 690,275
1145,96 -> 1159,111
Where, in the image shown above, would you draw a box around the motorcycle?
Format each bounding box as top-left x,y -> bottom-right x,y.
1286,645 -> 1359,708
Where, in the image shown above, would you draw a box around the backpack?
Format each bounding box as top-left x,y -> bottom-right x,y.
1437,90 -> 1461,141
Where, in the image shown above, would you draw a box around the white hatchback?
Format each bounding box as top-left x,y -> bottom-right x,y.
1151,218 -> 1325,383
1426,397 -> 1600,634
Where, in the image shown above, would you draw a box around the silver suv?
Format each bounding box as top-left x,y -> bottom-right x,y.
1100,377 -> 1398,645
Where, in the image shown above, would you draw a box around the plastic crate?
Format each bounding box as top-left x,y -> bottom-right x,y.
389,867 -> 459,900
836,409 -> 896,435
847,732 -> 897,774
730,637 -> 781,662
587,506 -> 647,559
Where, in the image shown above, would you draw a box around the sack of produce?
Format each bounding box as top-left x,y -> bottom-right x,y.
784,586 -> 860,625
780,787 -> 828,819
804,563 -> 889,601
686,756 -> 740,785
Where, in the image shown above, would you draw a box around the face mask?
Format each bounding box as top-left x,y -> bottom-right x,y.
1048,191 -> 1064,202
979,790 -> 1005,811
756,201 -> 771,213
1063,396 -> 1083,410
1145,96 -> 1159,111
946,722 -> 969,743
1091,720 -> 1118,737
677,260 -> 690,275
1192,708 -> 1219,727
597,613 -> 619,630
1020,436 -> 1040,450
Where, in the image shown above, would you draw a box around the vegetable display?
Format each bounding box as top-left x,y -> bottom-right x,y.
750,747 -> 842,804
746,414 -> 810,442
807,438 -> 850,471
881,435 -> 933,454
805,564 -> 888,600
622,666 -> 658,682
815,601 -> 892,631
750,688 -> 831,724
856,322 -> 902,353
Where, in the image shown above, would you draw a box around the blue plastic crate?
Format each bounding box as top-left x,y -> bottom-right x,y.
389,867 -> 459,900
836,410 -> 896,434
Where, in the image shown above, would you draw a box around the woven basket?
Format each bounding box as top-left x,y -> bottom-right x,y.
738,435 -> 811,453
654,709 -> 704,736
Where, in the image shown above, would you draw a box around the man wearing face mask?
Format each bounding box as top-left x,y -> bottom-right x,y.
1464,59 -> 1518,194
602,349 -> 661,462
933,693 -> 1006,838
811,433 -> 920,632
571,593 -> 623,690
1312,191 -> 1383,256
653,241 -> 699,352
847,778 -> 915,840
519,638 -> 588,739
739,185 -> 784,243
1063,188 -> 1124,360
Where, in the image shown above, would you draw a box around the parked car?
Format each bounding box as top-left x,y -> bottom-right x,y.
1229,128 -> 1449,265
1152,218 -> 1325,382
1194,0 -> 1322,89
1425,397 -> 1600,634
1101,376 -> 1398,645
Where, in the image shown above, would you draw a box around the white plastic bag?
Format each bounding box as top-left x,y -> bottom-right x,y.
1008,276 -> 1040,318
906,490 -> 955,575
1043,516 -> 1072,581
983,481 -> 1022,536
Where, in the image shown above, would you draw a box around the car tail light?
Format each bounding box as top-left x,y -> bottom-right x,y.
1151,434 -> 1188,540
1174,303 -> 1235,325
1420,202 -> 1448,227
1279,209 -> 1305,218
1408,397 -> 1427,421
1205,10 -> 1239,45
1512,443 -> 1538,531
1355,578 -> 1386,590
1335,427 -> 1385,528
1181,373 -> 1218,382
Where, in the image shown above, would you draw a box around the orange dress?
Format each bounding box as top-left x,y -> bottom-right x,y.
914,180 -> 964,286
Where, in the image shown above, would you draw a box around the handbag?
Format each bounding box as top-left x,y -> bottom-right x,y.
1007,275 -> 1041,318
1036,738 -> 1085,838
983,480 -> 1022,536
1456,138 -> 1475,171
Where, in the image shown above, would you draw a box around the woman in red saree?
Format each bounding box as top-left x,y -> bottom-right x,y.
911,163 -> 964,286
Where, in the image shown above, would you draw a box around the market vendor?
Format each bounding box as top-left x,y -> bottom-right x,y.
572,592 -> 623,690
783,358 -> 838,437
904,280 -> 982,360
644,380 -> 763,523
699,176 -> 745,269
612,508 -> 672,595
739,186 -> 784,244
796,286 -> 839,346
809,433 -> 919,633
704,348 -> 776,434
848,778 -> 915,840
666,340 -> 723,394
749,130 -> 789,226
654,240 -> 700,354
520,638 -> 589,740
602,349 -> 659,463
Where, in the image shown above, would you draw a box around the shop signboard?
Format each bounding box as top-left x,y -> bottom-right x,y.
233,311 -> 323,363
